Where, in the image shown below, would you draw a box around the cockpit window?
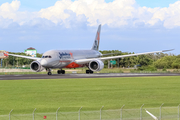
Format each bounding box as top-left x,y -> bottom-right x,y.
42,55 -> 52,58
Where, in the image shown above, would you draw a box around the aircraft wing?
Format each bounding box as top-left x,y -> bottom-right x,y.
8,54 -> 41,61
75,49 -> 173,64
101,52 -> 128,56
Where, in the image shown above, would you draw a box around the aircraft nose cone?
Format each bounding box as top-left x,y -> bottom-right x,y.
41,59 -> 48,67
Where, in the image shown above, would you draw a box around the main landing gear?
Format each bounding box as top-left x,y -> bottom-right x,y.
46,69 -> 65,75
86,70 -> 93,74
57,70 -> 65,74
48,72 -> 52,75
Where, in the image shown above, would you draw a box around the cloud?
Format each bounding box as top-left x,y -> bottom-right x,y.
1,0 -> 180,29
146,1 -> 180,28
0,0 -> 20,21
38,0 -> 137,27
0,0 -> 37,27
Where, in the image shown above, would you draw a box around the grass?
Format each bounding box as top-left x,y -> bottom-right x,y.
0,76 -> 180,115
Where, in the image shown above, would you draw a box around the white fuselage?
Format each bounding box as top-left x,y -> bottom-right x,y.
39,50 -> 102,69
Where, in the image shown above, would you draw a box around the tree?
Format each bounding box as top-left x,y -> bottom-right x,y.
154,56 -> 176,69
172,58 -> 180,69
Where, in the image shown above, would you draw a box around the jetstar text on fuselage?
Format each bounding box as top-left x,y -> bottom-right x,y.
59,52 -> 73,59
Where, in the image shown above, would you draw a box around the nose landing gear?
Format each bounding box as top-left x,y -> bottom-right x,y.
46,68 -> 52,75
57,70 -> 65,74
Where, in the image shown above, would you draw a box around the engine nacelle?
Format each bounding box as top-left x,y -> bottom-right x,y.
89,59 -> 104,71
30,61 -> 44,72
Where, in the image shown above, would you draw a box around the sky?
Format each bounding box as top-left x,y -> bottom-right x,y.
0,0 -> 180,54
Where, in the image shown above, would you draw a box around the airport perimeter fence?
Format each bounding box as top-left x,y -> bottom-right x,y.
1,104 -> 180,120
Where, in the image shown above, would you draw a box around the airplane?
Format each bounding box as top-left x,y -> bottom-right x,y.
8,25 -> 173,75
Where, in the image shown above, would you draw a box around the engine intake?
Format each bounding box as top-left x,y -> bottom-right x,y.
30,61 -> 44,72
89,59 -> 104,71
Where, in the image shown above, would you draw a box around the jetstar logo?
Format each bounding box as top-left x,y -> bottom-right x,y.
97,32 -> 100,42
93,32 -> 100,50
59,52 -> 73,59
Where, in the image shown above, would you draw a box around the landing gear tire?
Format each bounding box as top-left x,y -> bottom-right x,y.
46,68 -> 52,75
57,70 -> 61,74
86,70 -> 93,74
62,70 -> 65,74
86,70 -> 89,74
57,70 -> 65,74
48,72 -> 52,75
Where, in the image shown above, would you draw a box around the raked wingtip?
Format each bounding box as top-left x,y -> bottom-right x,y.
162,49 -> 174,52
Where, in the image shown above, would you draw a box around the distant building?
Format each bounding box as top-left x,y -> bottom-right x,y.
24,47 -> 37,57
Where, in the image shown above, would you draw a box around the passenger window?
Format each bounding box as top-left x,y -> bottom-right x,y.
49,56 -> 52,58
45,56 -> 48,58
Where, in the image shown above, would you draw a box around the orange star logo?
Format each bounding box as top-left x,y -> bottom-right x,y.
97,32 -> 100,46
69,52 -> 73,58
97,32 -> 100,41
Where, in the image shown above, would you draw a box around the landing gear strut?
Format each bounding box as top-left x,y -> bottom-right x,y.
86,70 -> 93,74
47,68 -> 52,75
57,70 -> 65,74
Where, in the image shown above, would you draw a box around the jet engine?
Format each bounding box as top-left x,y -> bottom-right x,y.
89,59 -> 104,71
30,61 -> 44,72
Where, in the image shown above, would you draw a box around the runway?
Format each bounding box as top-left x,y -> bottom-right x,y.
0,73 -> 180,80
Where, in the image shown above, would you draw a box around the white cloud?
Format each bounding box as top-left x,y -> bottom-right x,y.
0,0 -> 20,12
39,0 -> 72,24
1,0 -> 180,29
38,0 -> 137,27
0,0 -> 20,21
0,0 -> 37,27
145,1 -> 180,28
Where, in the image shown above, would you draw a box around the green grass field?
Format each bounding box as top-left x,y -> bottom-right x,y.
0,76 -> 180,115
